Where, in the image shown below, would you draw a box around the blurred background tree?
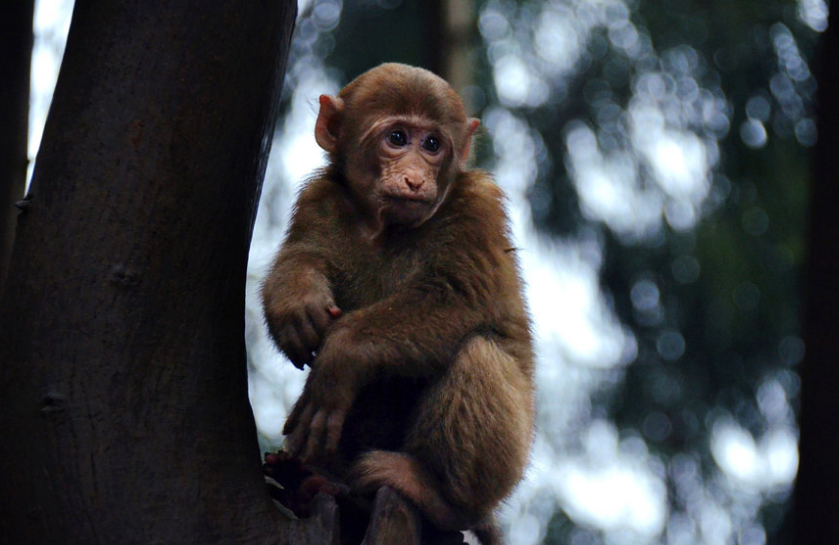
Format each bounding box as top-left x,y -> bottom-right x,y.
22,0 -> 833,544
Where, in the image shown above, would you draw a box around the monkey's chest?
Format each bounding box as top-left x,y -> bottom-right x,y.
333,247 -> 425,310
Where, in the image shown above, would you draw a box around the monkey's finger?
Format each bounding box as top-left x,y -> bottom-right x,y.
286,404 -> 315,458
298,315 -> 320,352
282,327 -> 310,370
310,308 -> 332,335
303,409 -> 328,461
283,408 -> 304,440
283,394 -> 313,436
285,428 -> 305,459
324,410 -> 346,454
289,354 -> 307,370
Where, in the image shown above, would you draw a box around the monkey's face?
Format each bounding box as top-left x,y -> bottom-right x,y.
313,64 -> 479,231
360,116 -> 453,228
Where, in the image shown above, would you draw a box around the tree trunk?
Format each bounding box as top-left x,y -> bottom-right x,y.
0,1 -> 300,543
424,0 -> 475,100
0,0 -> 35,286
439,0 -> 475,98
794,5 -> 839,545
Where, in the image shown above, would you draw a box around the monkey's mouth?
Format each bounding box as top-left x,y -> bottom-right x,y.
381,195 -> 435,213
380,195 -> 435,225
383,194 -> 431,204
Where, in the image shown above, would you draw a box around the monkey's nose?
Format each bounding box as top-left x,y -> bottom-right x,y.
404,177 -> 425,192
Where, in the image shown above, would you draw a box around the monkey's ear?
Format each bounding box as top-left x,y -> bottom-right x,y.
460,118 -> 481,165
315,95 -> 345,153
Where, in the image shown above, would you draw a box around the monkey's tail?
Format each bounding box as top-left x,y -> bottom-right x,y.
351,450 -> 474,533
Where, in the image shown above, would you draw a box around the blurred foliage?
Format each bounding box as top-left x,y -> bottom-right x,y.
511,1 -> 816,542
324,1 -> 434,76
590,0 -> 810,458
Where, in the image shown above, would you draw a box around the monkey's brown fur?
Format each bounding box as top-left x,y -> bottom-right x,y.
262,63 -> 534,543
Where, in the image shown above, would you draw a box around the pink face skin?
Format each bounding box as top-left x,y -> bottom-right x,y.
314,91 -> 478,237
369,116 -> 449,227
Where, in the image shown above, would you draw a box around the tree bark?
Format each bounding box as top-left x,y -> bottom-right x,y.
794,5 -> 839,545
439,0 -> 475,97
0,0 -> 35,286
0,1 -> 299,543
424,0 -> 475,101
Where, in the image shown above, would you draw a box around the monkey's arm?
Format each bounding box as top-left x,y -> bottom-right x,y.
262,249 -> 341,368
329,265 -> 496,373
284,251 -> 515,460
261,179 -> 344,369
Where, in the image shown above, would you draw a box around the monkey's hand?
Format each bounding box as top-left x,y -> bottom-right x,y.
283,348 -> 357,461
264,288 -> 342,370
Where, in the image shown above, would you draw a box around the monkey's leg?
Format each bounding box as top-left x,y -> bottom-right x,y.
353,336 -> 533,539
263,451 -> 351,518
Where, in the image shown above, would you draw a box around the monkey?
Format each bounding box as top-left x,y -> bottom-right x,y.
261,63 -> 534,544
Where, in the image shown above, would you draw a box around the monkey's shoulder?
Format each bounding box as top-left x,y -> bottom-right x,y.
450,170 -> 507,212
440,170 -> 511,240
285,174 -> 366,243
453,169 -> 504,198
293,174 -> 350,216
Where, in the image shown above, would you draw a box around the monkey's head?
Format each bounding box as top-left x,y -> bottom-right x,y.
315,63 -> 479,230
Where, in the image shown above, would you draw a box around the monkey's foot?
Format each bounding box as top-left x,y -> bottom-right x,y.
263,450 -> 349,519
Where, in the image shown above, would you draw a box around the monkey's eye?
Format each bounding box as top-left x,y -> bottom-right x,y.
388,130 -> 408,147
423,136 -> 441,153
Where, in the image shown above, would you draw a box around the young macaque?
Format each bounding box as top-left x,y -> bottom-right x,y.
261,63 -> 534,544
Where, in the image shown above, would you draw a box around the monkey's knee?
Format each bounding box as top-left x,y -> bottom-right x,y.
351,450 -> 471,531
406,336 -> 533,513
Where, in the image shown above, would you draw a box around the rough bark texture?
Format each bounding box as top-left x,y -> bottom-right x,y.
290,493 -> 342,545
0,0 -> 34,285
0,1 -> 300,543
793,5 -> 839,545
